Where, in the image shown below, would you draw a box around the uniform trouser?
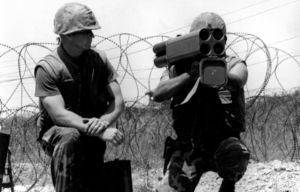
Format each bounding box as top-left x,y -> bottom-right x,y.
155,136 -> 249,192
40,126 -> 106,192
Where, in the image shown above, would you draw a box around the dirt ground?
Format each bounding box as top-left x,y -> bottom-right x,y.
135,160 -> 300,192
3,160 -> 300,192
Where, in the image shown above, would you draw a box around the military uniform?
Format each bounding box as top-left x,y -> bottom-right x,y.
34,3 -> 119,191
35,44 -> 118,191
155,55 -> 250,192
154,12 -> 250,192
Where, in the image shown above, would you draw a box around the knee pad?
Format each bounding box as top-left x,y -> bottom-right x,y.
214,137 -> 250,182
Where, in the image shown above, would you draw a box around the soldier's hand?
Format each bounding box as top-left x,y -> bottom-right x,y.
189,61 -> 200,80
99,128 -> 124,146
84,118 -> 109,136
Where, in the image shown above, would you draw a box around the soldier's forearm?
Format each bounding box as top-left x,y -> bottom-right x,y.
153,73 -> 193,102
52,110 -> 87,133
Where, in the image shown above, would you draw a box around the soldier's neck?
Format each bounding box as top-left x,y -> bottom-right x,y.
61,43 -> 84,59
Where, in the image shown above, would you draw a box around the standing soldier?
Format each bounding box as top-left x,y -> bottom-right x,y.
35,3 -> 124,192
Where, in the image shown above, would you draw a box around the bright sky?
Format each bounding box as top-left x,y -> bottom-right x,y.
1,0 -> 300,110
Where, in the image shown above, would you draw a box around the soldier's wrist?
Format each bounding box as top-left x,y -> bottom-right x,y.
98,128 -> 107,139
101,120 -> 110,127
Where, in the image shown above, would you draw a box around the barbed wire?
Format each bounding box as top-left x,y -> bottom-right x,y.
0,32 -> 300,191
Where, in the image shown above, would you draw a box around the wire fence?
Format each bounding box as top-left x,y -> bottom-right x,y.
0,32 -> 300,191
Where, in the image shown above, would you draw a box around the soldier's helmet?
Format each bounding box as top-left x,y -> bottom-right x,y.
54,2 -> 101,35
190,12 -> 226,34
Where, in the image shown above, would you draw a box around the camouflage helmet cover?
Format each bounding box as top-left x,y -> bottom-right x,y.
190,12 -> 226,34
54,2 -> 101,35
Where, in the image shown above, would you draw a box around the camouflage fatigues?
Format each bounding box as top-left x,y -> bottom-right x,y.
41,126 -> 106,192
155,137 -> 249,192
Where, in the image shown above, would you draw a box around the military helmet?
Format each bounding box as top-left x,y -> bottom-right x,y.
190,12 -> 226,34
54,2 -> 101,35
214,137 -> 250,182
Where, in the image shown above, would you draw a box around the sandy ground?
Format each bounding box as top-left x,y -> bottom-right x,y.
3,160 -> 300,192
136,160 -> 300,192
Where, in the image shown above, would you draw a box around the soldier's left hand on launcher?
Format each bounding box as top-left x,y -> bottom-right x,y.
189,61 -> 200,80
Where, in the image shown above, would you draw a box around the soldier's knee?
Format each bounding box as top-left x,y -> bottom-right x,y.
61,128 -> 80,141
56,128 -> 81,151
214,137 -> 250,182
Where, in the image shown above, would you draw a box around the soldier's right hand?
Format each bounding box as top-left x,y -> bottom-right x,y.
84,118 -> 109,136
99,128 -> 124,146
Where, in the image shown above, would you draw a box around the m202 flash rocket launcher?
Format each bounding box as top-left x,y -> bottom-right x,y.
153,28 -> 228,87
